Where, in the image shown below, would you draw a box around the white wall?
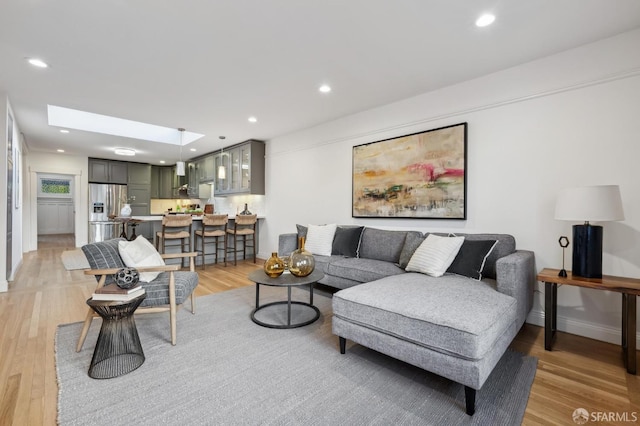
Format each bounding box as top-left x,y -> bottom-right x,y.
0,93 -> 8,291
25,152 -> 89,250
263,29 -> 640,346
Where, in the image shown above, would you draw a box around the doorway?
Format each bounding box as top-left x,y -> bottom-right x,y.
36,173 -> 75,238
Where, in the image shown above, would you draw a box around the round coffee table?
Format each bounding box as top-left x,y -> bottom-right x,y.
248,269 -> 324,329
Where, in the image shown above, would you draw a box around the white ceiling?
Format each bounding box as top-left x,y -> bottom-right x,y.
2,1 -> 640,165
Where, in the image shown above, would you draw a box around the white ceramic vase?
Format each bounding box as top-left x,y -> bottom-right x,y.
120,203 -> 132,217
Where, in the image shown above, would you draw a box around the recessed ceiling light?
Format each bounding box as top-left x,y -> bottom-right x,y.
60,129 -> 69,133
319,84 -> 331,93
27,58 -> 49,68
114,148 -> 136,156
57,149 -> 65,153
475,13 -> 495,27
159,160 -> 166,164
248,116 -> 257,123
190,148 -> 196,152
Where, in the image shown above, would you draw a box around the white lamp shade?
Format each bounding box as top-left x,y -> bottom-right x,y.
176,161 -> 185,176
554,185 -> 625,222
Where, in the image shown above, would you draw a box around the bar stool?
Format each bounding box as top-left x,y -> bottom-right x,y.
226,214 -> 257,266
155,215 -> 193,267
194,214 -> 228,269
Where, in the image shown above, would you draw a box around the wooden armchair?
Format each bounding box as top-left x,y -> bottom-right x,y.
76,238 -> 199,351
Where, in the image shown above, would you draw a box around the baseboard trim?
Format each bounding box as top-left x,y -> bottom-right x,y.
527,308 -> 640,348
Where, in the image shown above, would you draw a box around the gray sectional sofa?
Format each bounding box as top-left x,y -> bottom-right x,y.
279,226 -> 535,415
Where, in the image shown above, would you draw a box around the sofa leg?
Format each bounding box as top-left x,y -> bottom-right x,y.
339,336 -> 346,354
464,386 -> 476,416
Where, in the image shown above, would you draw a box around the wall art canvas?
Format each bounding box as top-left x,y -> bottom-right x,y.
352,122 -> 467,219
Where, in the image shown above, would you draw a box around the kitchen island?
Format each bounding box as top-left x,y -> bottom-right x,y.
129,215 -> 265,266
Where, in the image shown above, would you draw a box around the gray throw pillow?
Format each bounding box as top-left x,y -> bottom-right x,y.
398,231 -> 426,269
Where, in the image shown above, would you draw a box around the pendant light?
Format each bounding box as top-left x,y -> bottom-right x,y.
176,128 -> 185,176
217,136 -> 226,179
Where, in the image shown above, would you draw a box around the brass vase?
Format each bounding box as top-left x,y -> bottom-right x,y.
288,237 -> 315,277
263,252 -> 285,278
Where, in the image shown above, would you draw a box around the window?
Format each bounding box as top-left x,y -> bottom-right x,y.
38,175 -> 73,198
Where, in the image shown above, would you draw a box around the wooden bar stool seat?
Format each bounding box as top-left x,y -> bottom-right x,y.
155,215 -> 193,267
226,214 -> 257,266
194,214 -> 228,268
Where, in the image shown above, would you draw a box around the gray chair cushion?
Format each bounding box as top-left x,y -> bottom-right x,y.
140,271 -> 199,306
332,273 -> 517,360
359,228 -> 407,263
82,238 -> 198,306
81,238 -> 127,284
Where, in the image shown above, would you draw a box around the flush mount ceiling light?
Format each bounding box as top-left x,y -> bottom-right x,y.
47,105 -> 205,145
114,148 -> 136,156
319,84 -> 331,93
27,58 -> 49,68
475,13 -> 496,27
248,116 -> 257,123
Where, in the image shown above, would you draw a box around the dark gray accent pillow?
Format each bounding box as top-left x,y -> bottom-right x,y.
296,224 -> 308,240
398,231 -> 426,269
446,239 -> 498,280
331,226 -> 365,257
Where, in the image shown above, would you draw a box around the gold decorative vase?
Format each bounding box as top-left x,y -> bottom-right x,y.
288,237 -> 315,277
264,252 -> 285,278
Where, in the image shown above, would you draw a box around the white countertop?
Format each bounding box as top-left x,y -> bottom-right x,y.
132,215 -> 265,221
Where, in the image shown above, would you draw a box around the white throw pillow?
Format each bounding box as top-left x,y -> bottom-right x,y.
118,236 -> 165,282
304,224 -> 337,256
405,234 -> 464,277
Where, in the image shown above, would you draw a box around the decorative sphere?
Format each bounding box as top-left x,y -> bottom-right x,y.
115,267 -> 140,289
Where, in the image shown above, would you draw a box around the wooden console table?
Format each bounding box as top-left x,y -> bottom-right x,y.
537,268 -> 639,374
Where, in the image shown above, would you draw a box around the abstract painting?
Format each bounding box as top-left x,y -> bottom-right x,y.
352,123 -> 467,219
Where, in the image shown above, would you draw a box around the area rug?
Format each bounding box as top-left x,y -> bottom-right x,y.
56,285 -> 537,425
60,249 -> 89,270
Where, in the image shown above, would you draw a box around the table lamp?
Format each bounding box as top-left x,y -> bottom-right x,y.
554,185 -> 624,278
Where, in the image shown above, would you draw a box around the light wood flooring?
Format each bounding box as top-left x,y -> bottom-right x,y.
0,234 -> 638,425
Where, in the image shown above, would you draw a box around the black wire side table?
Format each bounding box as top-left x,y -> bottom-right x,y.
86,293 -> 146,379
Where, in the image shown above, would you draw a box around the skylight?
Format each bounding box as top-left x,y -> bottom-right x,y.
47,105 -> 205,145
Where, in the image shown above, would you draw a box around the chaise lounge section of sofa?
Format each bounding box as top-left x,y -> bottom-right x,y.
279,226 -> 535,415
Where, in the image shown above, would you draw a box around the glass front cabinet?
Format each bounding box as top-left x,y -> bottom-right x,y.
213,140 -> 264,196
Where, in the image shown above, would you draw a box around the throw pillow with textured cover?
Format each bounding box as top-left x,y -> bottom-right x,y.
331,226 -> 365,257
118,236 -> 165,282
304,224 -> 337,256
447,239 -> 498,280
81,238 -> 127,285
406,234 -> 464,277
398,231 -> 426,269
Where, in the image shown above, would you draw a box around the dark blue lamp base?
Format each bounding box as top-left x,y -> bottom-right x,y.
572,224 -> 603,278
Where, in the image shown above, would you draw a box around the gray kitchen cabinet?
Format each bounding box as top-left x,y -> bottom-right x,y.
214,140 -> 264,196
151,166 -> 179,199
89,159 -> 128,184
187,162 -> 199,198
197,154 -> 215,182
128,163 -> 151,185
127,163 -> 152,238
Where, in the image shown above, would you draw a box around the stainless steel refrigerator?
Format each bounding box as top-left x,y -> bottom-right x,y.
88,183 -> 128,243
